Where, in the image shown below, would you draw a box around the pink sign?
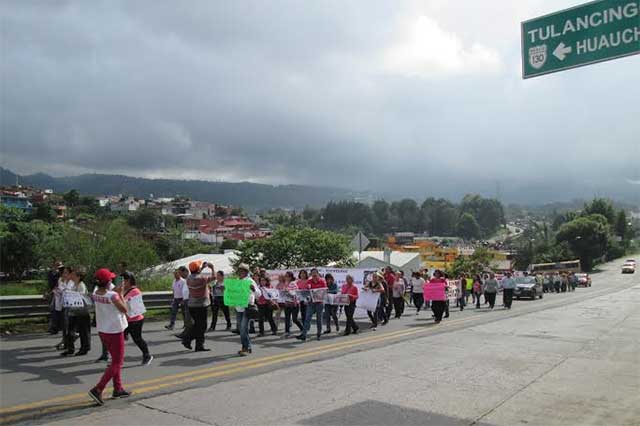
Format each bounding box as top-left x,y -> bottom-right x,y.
423,281 -> 447,301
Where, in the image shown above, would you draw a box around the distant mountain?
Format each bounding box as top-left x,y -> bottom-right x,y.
0,168 -> 372,211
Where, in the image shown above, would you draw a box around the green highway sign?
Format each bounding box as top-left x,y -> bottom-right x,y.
522,0 -> 640,78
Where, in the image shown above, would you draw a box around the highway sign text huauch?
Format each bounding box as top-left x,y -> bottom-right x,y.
522,0 -> 640,78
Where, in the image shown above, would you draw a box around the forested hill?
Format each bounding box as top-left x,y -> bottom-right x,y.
0,168 -> 370,211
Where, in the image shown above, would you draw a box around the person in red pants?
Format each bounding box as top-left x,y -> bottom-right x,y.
88,268 -> 130,406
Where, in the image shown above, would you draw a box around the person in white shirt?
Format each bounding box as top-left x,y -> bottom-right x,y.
166,268 -> 187,330
411,272 -> 426,314
174,266 -> 194,340
62,267 -> 91,356
88,268 -> 130,406
54,267 -> 73,351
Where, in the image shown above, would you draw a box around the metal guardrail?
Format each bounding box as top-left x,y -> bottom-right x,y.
0,291 -> 174,319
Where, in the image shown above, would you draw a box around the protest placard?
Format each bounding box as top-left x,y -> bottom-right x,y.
296,290 -> 312,303
332,294 -> 352,306
278,290 -> 297,304
62,291 -> 86,309
263,288 -> 280,301
127,294 -> 146,317
223,279 -> 252,307
311,288 -> 327,303
356,290 -> 379,312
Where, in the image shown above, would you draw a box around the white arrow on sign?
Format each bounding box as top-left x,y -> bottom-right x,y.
553,42 -> 572,61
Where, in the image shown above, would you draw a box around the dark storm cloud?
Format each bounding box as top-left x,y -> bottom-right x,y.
1,0 -> 638,202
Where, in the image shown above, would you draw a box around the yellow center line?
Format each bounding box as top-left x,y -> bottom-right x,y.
0,315 -> 476,423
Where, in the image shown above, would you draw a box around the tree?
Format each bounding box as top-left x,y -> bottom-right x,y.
457,213 -> 481,240
459,194 -> 504,237
421,198 -> 457,236
63,189 -> 80,207
583,198 -> 615,225
233,226 -> 353,270
0,220 -> 53,279
37,219 -> 159,280
556,214 -> 610,271
614,210 -> 629,240
31,204 -> 57,223
128,209 -> 164,232
448,247 -> 493,277
390,199 -> 421,232
220,239 -> 239,251
371,200 -> 391,233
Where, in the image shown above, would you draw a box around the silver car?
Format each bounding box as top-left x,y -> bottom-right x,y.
514,276 -> 543,300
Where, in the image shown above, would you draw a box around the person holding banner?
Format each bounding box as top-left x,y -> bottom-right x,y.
278,272 -> 303,337
53,266 -> 72,351
296,268 -> 326,342
424,270 -> 447,324
323,273 -> 339,334
257,276 -> 278,336
296,270 -> 309,325
62,267 -> 92,356
363,273 -> 385,330
341,275 -> 360,335
120,272 -> 153,365
88,268 -> 130,406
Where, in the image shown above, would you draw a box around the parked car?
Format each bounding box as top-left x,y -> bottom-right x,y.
621,263 -> 636,274
574,273 -> 592,287
514,276 -> 543,300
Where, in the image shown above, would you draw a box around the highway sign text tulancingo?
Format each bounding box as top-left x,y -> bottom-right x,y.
522,0 -> 640,78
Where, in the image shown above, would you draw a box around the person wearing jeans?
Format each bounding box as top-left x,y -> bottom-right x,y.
235,264 -> 259,356
209,271 -> 231,331
297,268 -> 327,342
277,272 -> 303,337
89,268 -> 130,406
341,275 -> 359,335
166,269 -> 186,330
501,272 -> 516,309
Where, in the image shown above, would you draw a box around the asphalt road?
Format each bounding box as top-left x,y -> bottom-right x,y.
0,256 -> 638,425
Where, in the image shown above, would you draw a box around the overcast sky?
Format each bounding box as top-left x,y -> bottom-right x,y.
1,1 -> 639,203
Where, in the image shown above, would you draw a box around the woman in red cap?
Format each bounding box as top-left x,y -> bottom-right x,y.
88,268 -> 130,406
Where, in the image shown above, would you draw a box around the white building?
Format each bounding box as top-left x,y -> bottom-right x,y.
353,250 -> 422,276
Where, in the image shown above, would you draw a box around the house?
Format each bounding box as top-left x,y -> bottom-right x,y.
110,197 -> 141,213
353,250 -> 422,276
0,193 -> 33,212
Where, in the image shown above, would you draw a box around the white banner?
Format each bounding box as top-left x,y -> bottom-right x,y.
267,268 -> 380,317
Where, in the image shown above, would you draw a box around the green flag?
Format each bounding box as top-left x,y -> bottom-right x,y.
223,278 -> 252,308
